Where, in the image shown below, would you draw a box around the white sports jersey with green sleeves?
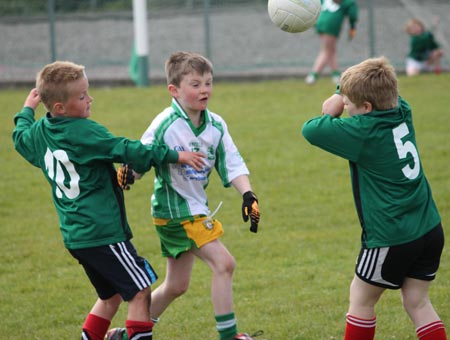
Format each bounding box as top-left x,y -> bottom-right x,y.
141,99 -> 249,219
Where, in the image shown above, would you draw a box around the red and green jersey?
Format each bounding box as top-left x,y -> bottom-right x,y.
315,0 -> 358,37
302,97 -> 441,248
13,107 -> 178,249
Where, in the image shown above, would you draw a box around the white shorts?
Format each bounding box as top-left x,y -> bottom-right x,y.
406,57 -> 431,73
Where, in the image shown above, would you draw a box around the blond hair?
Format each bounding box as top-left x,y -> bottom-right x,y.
165,51 -> 213,87
404,18 -> 425,35
339,57 -> 398,111
36,61 -> 86,111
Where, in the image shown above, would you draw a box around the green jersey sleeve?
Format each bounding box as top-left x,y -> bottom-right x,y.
302,114 -> 363,162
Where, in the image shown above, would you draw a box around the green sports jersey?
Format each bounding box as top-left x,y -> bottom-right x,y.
408,31 -> 440,61
13,107 -> 178,249
302,97 -> 441,248
315,0 -> 358,37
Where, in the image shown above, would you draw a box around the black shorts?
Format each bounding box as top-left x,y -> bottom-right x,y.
355,224 -> 444,289
69,241 -> 157,301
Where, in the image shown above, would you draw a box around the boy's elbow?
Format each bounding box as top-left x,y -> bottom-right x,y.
301,123 -> 314,143
302,123 -> 325,147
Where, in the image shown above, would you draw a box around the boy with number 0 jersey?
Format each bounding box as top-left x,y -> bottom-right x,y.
302,57 -> 446,340
12,61 -> 204,340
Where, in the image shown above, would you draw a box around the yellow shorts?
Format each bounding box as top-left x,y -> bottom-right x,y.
153,216 -> 224,259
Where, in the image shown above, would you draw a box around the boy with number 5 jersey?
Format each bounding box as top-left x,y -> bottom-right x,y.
302,57 -> 446,340
12,61 -> 205,340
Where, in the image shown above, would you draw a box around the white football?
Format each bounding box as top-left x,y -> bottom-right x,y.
268,0 -> 321,33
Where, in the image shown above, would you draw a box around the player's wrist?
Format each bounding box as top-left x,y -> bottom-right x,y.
243,191 -> 257,201
166,149 -> 179,163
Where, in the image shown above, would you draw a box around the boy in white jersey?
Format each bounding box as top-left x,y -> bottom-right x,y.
107,52 -> 261,340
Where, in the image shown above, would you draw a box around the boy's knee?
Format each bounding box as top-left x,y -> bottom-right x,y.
217,254 -> 236,276
168,281 -> 189,297
131,287 -> 151,304
402,294 -> 428,312
102,293 -> 123,308
225,255 -> 236,273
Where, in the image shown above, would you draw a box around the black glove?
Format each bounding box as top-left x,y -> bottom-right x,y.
242,191 -> 260,233
117,164 -> 135,190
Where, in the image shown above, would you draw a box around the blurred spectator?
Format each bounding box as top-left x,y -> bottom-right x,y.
404,18 -> 443,76
305,0 -> 358,85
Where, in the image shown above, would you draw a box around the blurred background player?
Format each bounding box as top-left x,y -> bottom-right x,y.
302,56 -> 446,340
404,18 -> 444,76
305,0 -> 358,85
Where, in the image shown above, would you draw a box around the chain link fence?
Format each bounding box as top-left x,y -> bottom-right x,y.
1,0 -> 449,86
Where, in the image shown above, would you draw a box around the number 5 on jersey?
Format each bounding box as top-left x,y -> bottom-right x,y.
392,123 -> 420,180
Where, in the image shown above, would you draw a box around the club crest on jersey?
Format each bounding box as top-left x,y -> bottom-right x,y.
189,141 -> 202,152
206,145 -> 215,160
202,218 -> 214,230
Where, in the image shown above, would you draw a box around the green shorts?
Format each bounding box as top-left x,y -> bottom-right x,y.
153,215 -> 224,259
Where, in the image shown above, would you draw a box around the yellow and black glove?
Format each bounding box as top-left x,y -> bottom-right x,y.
117,164 -> 135,190
242,191 -> 260,233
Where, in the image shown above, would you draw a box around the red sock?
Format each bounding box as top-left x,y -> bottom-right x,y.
416,321 -> 447,340
126,320 -> 154,340
344,314 -> 376,340
82,313 -> 111,340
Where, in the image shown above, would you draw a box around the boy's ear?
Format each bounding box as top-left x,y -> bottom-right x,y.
168,84 -> 178,97
363,101 -> 373,113
52,102 -> 65,115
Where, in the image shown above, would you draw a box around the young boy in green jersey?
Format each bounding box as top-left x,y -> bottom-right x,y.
106,51 -> 262,340
302,57 -> 446,340
305,0 -> 358,85
404,18 -> 444,76
12,61 -> 205,340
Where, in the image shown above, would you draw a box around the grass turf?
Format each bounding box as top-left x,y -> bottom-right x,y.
1,73 -> 449,339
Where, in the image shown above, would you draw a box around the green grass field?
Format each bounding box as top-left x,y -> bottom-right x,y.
1,74 -> 449,339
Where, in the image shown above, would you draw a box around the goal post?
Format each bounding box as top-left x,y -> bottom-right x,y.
131,0 -> 149,86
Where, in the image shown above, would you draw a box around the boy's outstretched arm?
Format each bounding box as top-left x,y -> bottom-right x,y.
117,151 -> 205,190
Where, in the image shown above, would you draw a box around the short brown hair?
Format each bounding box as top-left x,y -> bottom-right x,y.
165,51 -> 213,87
36,61 -> 86,110
339,57 -> 398,111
